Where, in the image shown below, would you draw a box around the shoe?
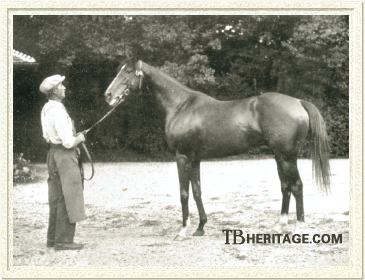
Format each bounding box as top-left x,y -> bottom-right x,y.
54,242 -> 84,250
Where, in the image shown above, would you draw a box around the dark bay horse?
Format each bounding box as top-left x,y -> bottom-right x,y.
104,60 -> 331,238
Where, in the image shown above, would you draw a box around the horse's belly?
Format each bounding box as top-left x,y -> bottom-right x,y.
198,126 -> 263,158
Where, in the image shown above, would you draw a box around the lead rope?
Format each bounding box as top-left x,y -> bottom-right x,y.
79,94 -> 127,181
79,142 -> 94,181
79,63 -> 144,181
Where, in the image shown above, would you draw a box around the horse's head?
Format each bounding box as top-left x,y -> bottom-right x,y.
104,60 -> 144,106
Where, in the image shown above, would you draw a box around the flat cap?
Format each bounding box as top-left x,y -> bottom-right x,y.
39,74 -> 65,94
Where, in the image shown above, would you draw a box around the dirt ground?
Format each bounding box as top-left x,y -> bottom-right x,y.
12,159 -> 349,267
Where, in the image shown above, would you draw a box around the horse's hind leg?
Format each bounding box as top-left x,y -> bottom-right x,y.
275,155 -> 291,225
175,153 -> 191,240
275,154 -> 304,223
191,160 -> 207,236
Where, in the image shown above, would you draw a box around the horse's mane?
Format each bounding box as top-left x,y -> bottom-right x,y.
143,61 -> 216,101
144,62 -> 194,92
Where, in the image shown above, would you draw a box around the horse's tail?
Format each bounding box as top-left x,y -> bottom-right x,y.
300,100 -> 331,193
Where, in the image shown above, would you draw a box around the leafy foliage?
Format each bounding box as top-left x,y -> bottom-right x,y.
13,153 -> 35,184
13,15 -> 349,160
282,16 -> 349,97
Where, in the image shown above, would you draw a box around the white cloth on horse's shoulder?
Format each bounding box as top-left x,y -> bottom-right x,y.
41,100 -> 77,149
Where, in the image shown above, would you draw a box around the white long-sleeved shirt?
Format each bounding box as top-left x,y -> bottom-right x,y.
41,100 -> 78,149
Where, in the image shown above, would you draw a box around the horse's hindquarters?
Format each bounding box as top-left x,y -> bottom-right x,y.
256,93 -> 309,153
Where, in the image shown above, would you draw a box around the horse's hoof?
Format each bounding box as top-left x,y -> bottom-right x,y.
278,214 -> 289,225
273,223 -> 283,233
174,235 -> 187,241
193,229 -> 205,236
293,222 -> 306,235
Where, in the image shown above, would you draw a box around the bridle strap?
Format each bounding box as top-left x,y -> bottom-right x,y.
136,61 -> 144,90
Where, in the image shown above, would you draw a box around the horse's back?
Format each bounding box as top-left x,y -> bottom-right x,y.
166,91 -> 309,158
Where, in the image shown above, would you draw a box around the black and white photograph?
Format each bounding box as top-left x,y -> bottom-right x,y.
2,1 -> 363,278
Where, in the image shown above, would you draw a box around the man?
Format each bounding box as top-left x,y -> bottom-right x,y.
40,74 -> 86,250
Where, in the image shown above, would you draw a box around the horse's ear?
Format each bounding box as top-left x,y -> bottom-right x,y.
119,58 -> 133,68
116,61 -> 127,72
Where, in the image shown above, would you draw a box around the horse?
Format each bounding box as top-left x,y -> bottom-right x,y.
104,60 -> 331,239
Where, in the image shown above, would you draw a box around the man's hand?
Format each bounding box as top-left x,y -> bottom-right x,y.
76,132 -> 86,143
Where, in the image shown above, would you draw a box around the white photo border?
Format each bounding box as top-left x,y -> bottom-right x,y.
1,0 -> 363,278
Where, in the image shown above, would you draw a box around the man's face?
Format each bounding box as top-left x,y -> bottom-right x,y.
53,82 -> 66,100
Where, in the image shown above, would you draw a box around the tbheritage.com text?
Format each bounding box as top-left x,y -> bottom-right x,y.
222,230 -> 343,245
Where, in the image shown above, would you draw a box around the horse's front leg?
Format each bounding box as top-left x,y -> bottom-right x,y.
174,153 -> 191,240
191,160 -> 207,236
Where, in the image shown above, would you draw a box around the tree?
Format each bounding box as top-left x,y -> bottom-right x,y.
282,15 -> 349,98
13,15 -> 349,159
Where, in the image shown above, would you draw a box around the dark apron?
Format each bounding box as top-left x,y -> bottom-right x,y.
47,144 -> 86,223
